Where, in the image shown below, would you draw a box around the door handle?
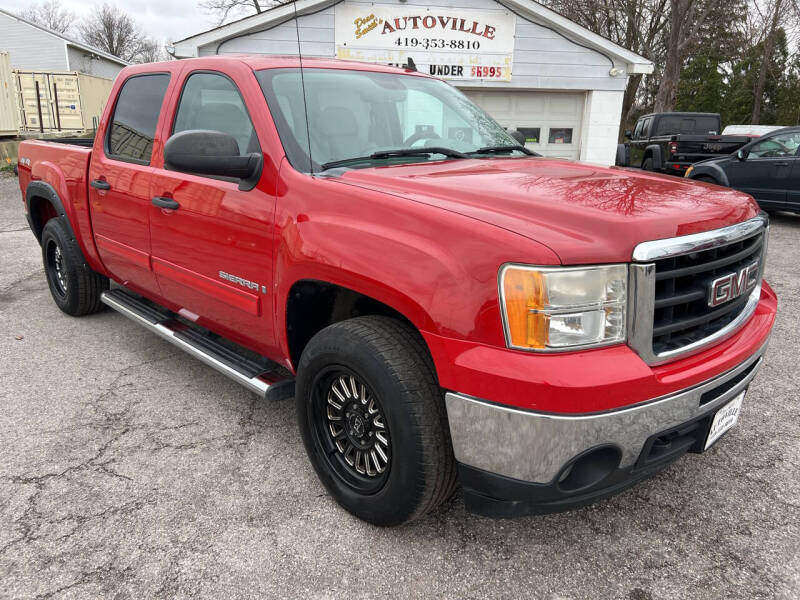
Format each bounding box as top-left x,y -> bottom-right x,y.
774,161 -> 789,167
152,196 -> 179,210
90,179 -> 111,190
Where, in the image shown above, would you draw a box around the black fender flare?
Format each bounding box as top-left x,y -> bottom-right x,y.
688,163 -> 730,187
644,145 -> 663,170
25,180 -> 76,244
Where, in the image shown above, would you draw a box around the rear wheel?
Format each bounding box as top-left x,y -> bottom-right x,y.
41,217 -> 108,316
295,316 -> 457,526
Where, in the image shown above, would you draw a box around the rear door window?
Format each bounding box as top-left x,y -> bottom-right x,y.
106,74 -> 170,164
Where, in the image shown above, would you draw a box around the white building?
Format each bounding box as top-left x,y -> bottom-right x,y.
172,0 -> 652,166
0,8 -> 128,80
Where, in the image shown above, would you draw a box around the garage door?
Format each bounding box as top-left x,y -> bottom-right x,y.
464,91 -> 585,160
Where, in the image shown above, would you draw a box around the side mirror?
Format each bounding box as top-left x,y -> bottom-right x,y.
736,149 -> 747,161
624,129 -> 633,140
164,130 -> 262,189
508,129 -> 527,146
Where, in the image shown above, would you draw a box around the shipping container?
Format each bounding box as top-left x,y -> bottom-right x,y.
13,70 -> 112,134
0,53 -> 16,136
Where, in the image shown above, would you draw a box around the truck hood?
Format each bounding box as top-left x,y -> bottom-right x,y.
329,157 -> 759,264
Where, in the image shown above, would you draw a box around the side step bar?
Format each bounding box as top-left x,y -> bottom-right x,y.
101,289 -> 291,397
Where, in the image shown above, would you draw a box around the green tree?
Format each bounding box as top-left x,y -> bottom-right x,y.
723,29 -> 790,125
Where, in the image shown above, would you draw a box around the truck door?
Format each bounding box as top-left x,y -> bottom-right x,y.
88,73 -> 171,297
629,117 -> 650,168
786,135 -> 800,211
148,68 -> 276,354
727,131 -> 800,210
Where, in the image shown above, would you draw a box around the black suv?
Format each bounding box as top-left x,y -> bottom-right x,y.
617,112 -> 751,176
686,127 -> 800,213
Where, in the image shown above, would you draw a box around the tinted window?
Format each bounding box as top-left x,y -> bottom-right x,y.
655,115 -> 719,136
173,72 -> 257,156
749,131 -> 800,158
107,74 -> 169,163
633,119 -> 644,139
641,117 -> 652,137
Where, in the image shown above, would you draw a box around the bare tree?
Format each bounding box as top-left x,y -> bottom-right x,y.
78,3 -> 161,64
653,0 -> 723,111
542,0 -> 668,134
200,0 -> 290,25
18,0 -> 76,34
137,39 -> 169,64
751,0 -> 786,123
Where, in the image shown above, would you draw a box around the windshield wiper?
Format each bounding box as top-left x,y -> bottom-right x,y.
370,147 -> 468,160
469,145 -> 536,156
321,147 -> 468,171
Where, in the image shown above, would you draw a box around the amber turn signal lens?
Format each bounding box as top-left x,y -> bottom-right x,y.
501,267 -> 548,348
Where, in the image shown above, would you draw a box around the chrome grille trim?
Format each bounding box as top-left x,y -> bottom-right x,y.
629,214 -> 768,365
632,214 -> 768,261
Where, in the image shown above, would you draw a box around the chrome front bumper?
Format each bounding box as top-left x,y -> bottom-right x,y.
445,343 -> 766,484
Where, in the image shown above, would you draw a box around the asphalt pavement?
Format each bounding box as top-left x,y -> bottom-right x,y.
0,171 -> 798,599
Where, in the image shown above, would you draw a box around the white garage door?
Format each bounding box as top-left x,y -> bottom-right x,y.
464,90 -> 585,160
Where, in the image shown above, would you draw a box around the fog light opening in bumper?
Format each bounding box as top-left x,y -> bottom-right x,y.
556,445 -> 622,493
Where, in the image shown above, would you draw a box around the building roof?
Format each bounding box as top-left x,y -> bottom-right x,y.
0,7 -> 130,67
170,0 -> 653,74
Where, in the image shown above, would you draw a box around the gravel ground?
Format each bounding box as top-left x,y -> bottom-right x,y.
0,171 -> 798,599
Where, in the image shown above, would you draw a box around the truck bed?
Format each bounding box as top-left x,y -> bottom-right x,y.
42,136 -> 95,148
673,134 -> 751,156
17,137 -> 94,250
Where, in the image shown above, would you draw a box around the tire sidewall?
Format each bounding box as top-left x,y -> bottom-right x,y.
296,328 -> 428,526
41,218 -> 80,314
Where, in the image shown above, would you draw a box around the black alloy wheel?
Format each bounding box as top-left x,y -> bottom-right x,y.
312,367 -> 391,494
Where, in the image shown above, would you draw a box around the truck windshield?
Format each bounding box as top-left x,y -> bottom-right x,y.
256,68 -> 521,173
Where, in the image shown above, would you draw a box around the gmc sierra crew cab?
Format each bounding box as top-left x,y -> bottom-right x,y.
17,57 -> 777,525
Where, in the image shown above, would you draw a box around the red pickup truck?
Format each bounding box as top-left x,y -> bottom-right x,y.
17,56 -> 776,525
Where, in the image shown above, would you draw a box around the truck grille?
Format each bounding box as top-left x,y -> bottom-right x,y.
650,231 -> 764,354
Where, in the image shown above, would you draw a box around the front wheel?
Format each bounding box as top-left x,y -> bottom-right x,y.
295,316 -> 457,525
642,157 -> 654,171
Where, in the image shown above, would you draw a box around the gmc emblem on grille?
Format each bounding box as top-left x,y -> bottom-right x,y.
708,261 -> 759,307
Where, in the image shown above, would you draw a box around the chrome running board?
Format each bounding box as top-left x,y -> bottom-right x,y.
101,289 -> 290,397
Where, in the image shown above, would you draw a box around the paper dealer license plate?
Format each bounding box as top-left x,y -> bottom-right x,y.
704,390 -> 745,450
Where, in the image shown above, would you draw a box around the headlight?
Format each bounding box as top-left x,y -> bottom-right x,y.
499,264 -> 627,351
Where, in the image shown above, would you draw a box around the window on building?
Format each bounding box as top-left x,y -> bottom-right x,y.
548,128 -> 573,144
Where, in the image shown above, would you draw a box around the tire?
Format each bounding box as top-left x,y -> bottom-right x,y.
642,157 -> 654,171
295,316 -> 457,526
695,175 -> 717,184
41,217 -> 109,316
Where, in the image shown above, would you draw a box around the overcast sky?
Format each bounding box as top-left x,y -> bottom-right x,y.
1,0 -> 228,44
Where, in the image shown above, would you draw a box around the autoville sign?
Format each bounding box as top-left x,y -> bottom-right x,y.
334,4 -> 516,82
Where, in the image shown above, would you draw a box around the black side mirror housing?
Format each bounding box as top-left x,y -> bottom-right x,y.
624,129 -> 633,140
508,129 -> 527,146
164,130 -> 262,190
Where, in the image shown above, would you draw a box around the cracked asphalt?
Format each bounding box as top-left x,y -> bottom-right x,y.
0,171 -> 798,599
